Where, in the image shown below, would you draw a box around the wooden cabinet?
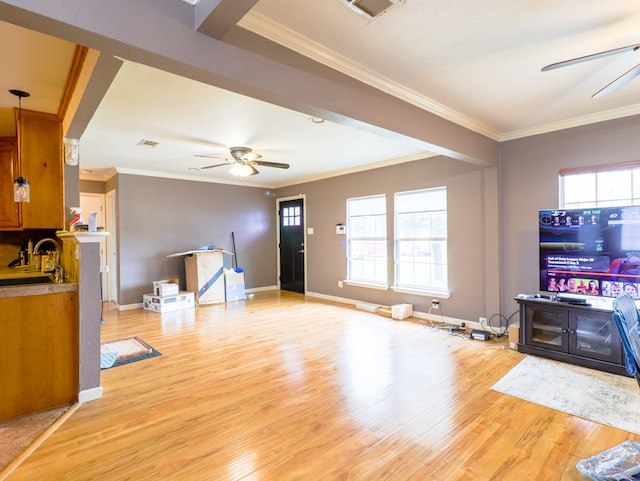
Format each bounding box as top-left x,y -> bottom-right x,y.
0,110 -> 64,231
517,298 -> 626,376
0,290 -> 79,420
0,138 -> 20,228
18,109 -> 64,229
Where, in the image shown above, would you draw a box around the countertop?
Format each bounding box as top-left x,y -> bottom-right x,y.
0,266 -> 77,299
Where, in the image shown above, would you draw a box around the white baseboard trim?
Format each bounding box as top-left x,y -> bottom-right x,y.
246,285 -> 278,293
117,302 -> 142,311
78,386 -> 103,403
305,290 -> 360,305
305,290 -> 505,334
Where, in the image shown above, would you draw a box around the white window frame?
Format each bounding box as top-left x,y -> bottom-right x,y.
560,163 -> 640,208
392,187 -> 449,296
345,194 -> 388,288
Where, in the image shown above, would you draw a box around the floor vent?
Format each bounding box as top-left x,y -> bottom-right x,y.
356,302 -> 381,313
341,0 -> 403,18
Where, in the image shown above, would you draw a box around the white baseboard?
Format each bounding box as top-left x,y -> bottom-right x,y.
246,285 -> 278,293
305,291 -> 358,305
78,386 -> 103,403
117,302 -> 142,311
305,290 -> 505,334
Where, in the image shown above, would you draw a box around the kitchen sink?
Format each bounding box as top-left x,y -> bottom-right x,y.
0,275 -> 53,287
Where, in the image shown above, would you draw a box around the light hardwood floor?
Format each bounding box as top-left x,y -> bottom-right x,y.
5,291 -> 638,480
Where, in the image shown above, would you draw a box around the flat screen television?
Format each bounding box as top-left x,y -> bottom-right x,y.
539,206 -> 640,299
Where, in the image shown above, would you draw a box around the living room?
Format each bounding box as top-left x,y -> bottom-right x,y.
2,2 -> 640,478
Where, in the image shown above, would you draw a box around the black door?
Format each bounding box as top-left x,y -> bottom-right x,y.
279,198 -> 305,293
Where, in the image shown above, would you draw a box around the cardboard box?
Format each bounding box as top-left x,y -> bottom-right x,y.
184,251 -> 225,305
225,271 -> 246,302
143,291 -> 195,313
391,303 -> 413,320
153,278 -> 179,296
508,324 -> 520,350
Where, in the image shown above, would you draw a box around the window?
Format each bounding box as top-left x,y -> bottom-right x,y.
347,194 -> 387,285
394,187 -> 447,292
561,164 -> 640,208
282,205 -> 301,226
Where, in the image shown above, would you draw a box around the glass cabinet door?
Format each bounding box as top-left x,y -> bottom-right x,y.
525,304 -> 567,352
569,310 -> 621,363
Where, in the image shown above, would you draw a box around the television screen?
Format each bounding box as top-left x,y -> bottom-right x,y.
539,206 -> 640,299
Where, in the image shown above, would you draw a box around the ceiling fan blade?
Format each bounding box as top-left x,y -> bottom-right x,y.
542,43 -> 640,71
195,154 -> 228,160
253,160 -> 290,169
593,62 -> 640,98
200,162 -> 230,170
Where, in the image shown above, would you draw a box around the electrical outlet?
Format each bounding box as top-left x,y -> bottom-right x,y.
432,299 -> 439,309
479,317 -> 487,324
338,280 -> 343,288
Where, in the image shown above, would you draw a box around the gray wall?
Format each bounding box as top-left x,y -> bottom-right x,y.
79,179 -> 106,194
500,113 -> 640,316
78,242 -> 101,394
116,173 -> 278,305
277,155 -> 499,322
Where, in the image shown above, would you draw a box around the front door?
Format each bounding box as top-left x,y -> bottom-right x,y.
279,198 -> 305,293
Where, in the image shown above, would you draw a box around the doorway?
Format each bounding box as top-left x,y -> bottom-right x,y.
278,197 -> 305,294
79,191 -> 117,303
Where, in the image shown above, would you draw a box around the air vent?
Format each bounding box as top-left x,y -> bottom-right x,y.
341,0 -> 402,18
137,139 -> 159,148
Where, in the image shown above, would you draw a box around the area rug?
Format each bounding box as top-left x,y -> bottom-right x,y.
100,337 -> 161,369
491,355 -> 640,435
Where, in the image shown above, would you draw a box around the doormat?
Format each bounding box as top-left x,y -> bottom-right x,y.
491,355 -> 640,435
100,337 -> 161,369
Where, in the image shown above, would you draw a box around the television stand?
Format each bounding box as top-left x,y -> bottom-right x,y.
515,298 -> 627,376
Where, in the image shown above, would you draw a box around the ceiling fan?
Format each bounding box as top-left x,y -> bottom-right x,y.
542,43 -> 640,98
196,146 -> 290,177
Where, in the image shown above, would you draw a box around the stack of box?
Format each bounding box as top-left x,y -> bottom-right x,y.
184,250 -> 226,305
143,278 -> 195,313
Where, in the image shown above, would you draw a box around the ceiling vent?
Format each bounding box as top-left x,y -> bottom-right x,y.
137,139 -> 159,148
341,0 -> 403,18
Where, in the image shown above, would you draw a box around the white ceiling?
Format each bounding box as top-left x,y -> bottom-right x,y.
3,0 -> 640,187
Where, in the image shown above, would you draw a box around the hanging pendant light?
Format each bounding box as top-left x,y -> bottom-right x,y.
10,89 -> 30,203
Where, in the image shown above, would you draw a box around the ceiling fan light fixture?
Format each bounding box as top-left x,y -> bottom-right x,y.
230,163 -> 254,177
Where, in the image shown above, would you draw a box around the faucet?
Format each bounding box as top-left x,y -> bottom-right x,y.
33,238 -> 61,256
33,238 -> 61,272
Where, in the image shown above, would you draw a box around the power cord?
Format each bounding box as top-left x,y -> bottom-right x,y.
478,309 -> 519,340
426,302 -> 467,337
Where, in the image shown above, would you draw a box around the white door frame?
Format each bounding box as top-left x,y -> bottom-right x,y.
79,192 -> 109,300
276,194 -> 307,293
105,189 -> 118,304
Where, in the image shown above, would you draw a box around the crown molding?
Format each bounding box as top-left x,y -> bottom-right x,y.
240,13 -> 640,144
500,102 -> 640,141
271,151 -> 438,189
238,13 -> 500,141
79,167 -> 118,182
